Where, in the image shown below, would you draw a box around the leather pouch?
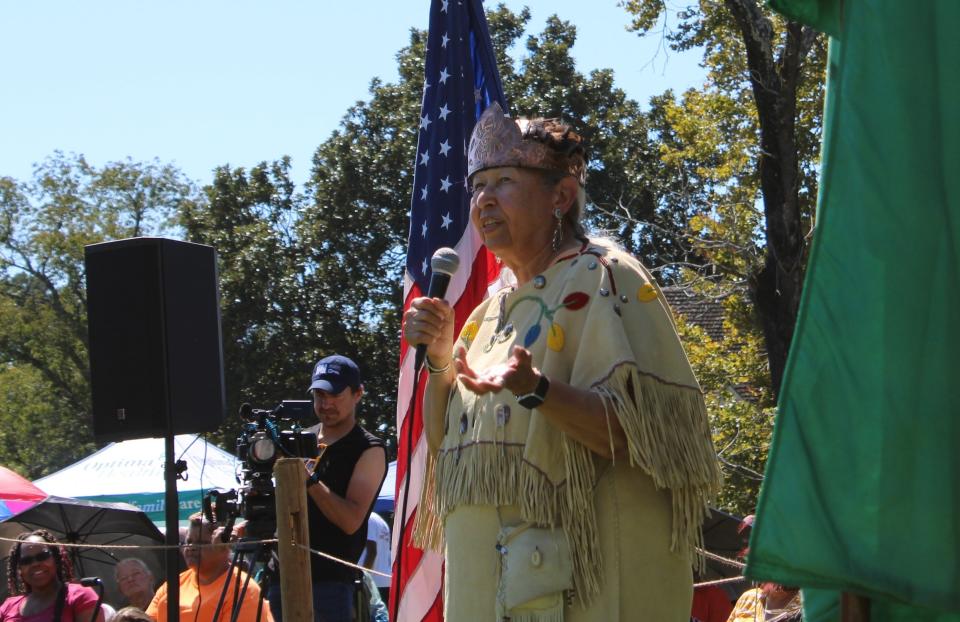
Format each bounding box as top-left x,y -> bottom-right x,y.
496,523 -> 573,612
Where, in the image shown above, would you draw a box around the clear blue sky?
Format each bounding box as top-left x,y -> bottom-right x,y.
0,1 -> 704,188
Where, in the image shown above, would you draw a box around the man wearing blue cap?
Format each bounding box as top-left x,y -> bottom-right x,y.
269,354 -> 386,622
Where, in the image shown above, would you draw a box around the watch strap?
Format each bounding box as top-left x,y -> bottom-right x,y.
515,373 -> 550,409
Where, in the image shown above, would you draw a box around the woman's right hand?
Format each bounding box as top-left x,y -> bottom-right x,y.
403,297 -> 455,367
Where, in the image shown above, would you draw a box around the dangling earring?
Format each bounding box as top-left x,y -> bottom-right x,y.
551,208 -> 563,252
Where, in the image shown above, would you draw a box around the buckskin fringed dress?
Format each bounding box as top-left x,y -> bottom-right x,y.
414,239 -> 722,622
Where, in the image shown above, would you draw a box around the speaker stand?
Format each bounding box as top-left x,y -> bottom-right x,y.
164,433 -> 180,622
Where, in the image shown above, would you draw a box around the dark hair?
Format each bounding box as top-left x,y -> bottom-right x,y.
6,529 -> 74,595
521,116 -> 590,243
520,117 -> 588,165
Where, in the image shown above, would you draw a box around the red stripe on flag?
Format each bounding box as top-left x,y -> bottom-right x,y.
395,248 -> 497,489
393,246 -> 500,622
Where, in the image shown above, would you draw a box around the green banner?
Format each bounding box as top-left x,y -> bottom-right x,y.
81,491 -> 207,525
749,1 -> 960,620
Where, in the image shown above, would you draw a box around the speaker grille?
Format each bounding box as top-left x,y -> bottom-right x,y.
85,238 -> 225,442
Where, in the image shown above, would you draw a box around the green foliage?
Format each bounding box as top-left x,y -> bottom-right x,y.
621,0 -> 828,512
493,9 -> 693,269
0,365 -> 86,479
180,158 -> 321,445
0,152 -> 196,476
674,288 -> 774,515
0,6 -> 821,524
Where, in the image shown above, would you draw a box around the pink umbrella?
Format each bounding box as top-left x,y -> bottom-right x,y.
0,470 -> 166,606
0,466 -> 47,519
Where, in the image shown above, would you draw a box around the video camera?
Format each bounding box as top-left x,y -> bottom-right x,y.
206,400 -> 318,542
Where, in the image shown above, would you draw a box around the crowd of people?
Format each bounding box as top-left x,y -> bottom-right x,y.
1,353 -> 390,622
2,108 -> 791,622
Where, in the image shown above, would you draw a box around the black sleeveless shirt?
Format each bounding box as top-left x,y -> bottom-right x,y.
308,424 -> 386,584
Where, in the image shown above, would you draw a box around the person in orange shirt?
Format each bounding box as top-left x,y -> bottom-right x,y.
147,513 -> 273,622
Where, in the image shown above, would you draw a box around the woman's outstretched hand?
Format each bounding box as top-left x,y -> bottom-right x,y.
455,344 -> 540,396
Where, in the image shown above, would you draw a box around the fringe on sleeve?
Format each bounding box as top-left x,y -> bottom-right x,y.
594,362 -> 723,567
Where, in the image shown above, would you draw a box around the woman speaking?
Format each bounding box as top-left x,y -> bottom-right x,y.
404,102 -> 721,621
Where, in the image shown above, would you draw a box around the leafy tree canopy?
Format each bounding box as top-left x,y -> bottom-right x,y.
0,152 -> 196,476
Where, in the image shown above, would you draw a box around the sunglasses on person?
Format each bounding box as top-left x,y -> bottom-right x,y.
18,549 -> 53,566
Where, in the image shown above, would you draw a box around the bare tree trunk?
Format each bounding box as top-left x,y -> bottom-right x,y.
725,0 -> 811,396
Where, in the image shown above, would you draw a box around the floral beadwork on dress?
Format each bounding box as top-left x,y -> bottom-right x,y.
482,288 -> 590,352
459,320 -> 480,347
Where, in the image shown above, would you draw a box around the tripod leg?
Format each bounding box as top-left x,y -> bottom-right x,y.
211,547 -> 244,622
229,543 -> 273,622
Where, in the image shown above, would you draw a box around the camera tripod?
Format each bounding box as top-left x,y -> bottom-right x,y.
210,538 -> 274,622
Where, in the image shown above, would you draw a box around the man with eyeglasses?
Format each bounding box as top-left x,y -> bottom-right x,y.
146,513 -> 273,621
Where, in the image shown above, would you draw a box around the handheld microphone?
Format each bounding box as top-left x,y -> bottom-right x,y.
414,247 -> 461,372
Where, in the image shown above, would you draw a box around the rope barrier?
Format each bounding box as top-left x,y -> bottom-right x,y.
291,542 -> 391,579
0,535 -> 392,580
695,547 -> 746,570
0,535 -> 206,552
694,575 -> 749,588
2,537 -> 739,584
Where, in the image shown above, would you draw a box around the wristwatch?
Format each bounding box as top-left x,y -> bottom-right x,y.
515,373 -> 550,409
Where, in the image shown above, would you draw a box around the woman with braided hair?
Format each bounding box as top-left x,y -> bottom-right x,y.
0,529 -> 103,622
404,103 -> 721,621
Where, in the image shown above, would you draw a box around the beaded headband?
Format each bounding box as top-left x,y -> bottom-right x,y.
467,102 -> 587,185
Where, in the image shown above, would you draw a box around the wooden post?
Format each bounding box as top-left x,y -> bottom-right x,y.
841,592 -> 871,622
274,458 -> 314,622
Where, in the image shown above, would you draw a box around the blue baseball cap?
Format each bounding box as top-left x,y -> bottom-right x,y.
308,355 -> 361,394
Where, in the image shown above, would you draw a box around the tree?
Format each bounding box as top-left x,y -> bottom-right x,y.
0,152 -> 197,475
490,7 -> 700,272
284,6 -> 702,449
179,158 -> 326,445
671,290 -> 775,515
621,0 -> 827,394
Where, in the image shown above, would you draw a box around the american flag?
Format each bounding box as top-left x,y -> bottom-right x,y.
391,0 -> 507,620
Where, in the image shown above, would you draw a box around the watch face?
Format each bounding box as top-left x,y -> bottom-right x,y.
517,374 -> 549,409
517,393 -> 543,409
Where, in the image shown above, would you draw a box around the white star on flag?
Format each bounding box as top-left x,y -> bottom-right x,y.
399,1 -> 508,619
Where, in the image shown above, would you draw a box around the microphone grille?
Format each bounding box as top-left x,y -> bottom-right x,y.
430,247 -> 460,276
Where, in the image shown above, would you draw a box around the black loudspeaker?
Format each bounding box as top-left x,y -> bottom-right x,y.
85,237 -> 226,442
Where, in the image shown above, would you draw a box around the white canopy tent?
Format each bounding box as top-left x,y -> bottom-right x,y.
35,435 -> 239,528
